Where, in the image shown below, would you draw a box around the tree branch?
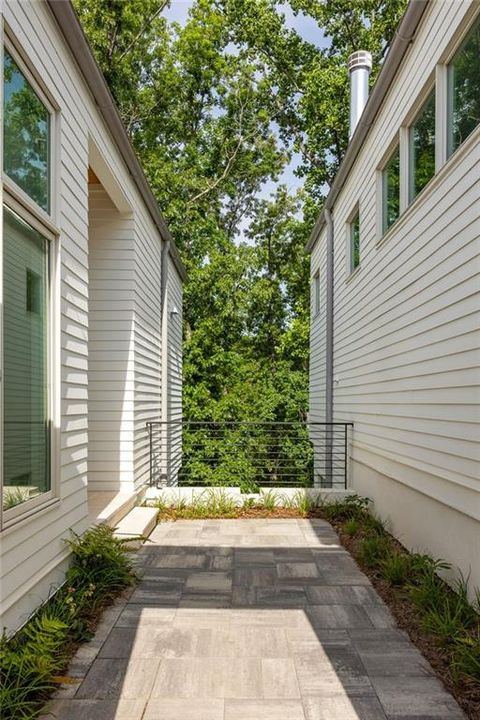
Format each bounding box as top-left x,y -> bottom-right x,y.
117,1 -> 169,62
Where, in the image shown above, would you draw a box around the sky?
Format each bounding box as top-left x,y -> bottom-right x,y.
162,1 -> 327,238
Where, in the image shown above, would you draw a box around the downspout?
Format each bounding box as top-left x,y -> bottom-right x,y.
325,207 -> 334,486
160,239 -> 170,486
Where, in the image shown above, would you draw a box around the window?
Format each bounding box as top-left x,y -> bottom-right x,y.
3,209 -> 51,512
349,211 -> 360,273
447,14 -> 480,157
1,40 -> 55,522
3,50 -> 50,212
409,89 -> 435,202
312,271 -> 320,316
382,145 -> 400,233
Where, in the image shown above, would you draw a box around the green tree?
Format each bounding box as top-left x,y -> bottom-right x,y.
74,0 -> 407,484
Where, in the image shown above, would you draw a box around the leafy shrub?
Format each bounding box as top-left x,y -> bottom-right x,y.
64,525 -> 135,605
0,525 -> 135,720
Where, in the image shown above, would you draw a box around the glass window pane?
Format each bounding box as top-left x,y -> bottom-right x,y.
409,89 -> 435,202
3,52 -> 50,212
448,15 -> 480,156
383,145 -> 400,232
350,212 -> 360,272
313,271 -> 320,315
3,208 -> 50,511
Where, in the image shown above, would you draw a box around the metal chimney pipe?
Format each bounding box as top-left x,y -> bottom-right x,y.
348,50 -> 372,138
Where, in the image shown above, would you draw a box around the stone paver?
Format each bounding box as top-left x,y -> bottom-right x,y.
41,518 -> 466,720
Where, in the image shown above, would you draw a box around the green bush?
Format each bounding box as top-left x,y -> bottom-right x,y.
0,525 -> 135,720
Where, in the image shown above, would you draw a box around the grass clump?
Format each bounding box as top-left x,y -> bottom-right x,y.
0,525 -> 135,720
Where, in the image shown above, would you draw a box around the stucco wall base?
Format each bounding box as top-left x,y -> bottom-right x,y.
352,461 -> 480,601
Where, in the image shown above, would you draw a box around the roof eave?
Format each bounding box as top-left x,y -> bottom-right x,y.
46,0 -> 187,282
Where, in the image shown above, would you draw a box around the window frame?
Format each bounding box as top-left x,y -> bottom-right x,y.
445,11 -> 480,160
407,84 -> 436,204
381,142 -> 400,236
2,33 -> 58,224
0,35 -> 61,530
347,206 -> 361,276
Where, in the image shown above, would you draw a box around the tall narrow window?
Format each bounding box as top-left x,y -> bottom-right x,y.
350,211 -> 360,273
3,208 -> 50,511
382,145 -> 400,232
448,15 -> 480,157
409,89 -> 435,202
312,270 -> 320,316
3,51 -> 50,212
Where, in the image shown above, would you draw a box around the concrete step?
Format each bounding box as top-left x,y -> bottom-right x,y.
113,506 -> 158,549
88,491 -> 138,529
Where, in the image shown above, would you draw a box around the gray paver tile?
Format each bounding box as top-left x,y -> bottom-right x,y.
353,640 -> 432,676
262,658 -> 301,698
306,585 -> 382,605
143,697 -> 224,719
184,571 -> 232,593
371,676 -> 466,718
225,699 -> 306,720
307,604 -> 374,629
293,647 -> 371,697
39,698 -> 146,720
277,562 -> 320,580
303,695 -> 388,720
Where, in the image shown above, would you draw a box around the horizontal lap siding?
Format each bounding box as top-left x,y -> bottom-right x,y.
88,187 -> 135,491
322,0 -> 480,518
168,261 -> 183,482
0,0 -> 169,632
133,215 -> 162,490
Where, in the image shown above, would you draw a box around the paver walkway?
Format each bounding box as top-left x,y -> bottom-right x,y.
43,518 -> 466,720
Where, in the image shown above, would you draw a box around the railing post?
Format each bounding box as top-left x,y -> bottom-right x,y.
344,423 -> 348,489
325,423 -> 333,488
148,423 -> 153,486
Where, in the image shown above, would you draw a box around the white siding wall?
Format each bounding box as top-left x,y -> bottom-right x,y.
309,0 -> 480,592
133,216 -> 162,490
88,186 -> 135,493
0,0 -> 175,633
167,261 -> 183,483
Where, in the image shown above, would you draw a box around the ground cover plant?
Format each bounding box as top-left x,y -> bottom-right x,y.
152,491 -> 480,718
0,526 -> 136,720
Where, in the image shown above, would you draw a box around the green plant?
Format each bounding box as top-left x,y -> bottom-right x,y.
451,634 -> 480,684
380,552 -> 412,586
357,535 -> 390,568
0,525 -> 135,719
241,496 -> 257,510
0,615 -> 69,719
64,525 -> 135,605
343,518 -> 360,536
259,490 -> 278,511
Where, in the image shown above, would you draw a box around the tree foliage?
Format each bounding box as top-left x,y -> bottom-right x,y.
74,0 -> 407,480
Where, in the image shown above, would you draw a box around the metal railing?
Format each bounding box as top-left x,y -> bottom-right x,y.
146,420 -> 353,489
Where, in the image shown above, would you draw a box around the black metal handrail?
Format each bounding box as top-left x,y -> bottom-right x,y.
146,420 -> 353,490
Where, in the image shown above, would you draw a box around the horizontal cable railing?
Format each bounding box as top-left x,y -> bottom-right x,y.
146,421 -> 353,490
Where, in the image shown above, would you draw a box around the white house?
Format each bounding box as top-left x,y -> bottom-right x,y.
307,0 -> 480,595
0,0 -> 185,634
